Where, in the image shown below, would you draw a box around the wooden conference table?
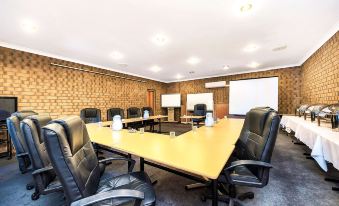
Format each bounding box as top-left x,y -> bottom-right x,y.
100,115 -> 168,132
87,118 -> 244,206
180,115 -> 205,124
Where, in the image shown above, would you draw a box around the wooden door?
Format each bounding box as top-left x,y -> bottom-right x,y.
147,89 -> 155,113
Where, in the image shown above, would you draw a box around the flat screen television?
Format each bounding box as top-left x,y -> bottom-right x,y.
0,97 -> 18,124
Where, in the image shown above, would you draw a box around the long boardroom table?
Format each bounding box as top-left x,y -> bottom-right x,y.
280,115 -> 339,171
87,118 -> 244,206
100,115 -> 168,133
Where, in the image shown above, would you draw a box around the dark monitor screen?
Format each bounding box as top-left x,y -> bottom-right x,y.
0,97 -> 18,123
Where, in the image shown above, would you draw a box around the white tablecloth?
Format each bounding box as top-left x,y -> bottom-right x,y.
280,116 -> 339,171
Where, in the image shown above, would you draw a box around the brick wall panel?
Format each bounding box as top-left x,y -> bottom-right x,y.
0,47 -> 167,120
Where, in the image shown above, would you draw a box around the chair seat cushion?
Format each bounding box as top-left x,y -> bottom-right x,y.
219,165 -> 260,185
96,171 -> 156,206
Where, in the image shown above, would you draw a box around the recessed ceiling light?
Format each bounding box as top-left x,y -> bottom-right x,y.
21,19 -> 38,33
176,74 -> 183,79
223,65 -> 230,70
248,62 -> 260,68
240,2 -> 253,12
244,44 -> 259,52
151,34 -> 169,46
187,56 -> 201,65
150,65 -> 162,72
110,51 -> 124,60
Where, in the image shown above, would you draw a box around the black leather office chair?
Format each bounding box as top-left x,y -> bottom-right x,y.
43,116 -> 156,206
6,110 -> 37,190
193,104 -> 207,126
107,108 -> 125,121
6,111 -> 37,173
80,108 -> 101,123
203,107 -> 280,205
127,107 -> 142,129
21,114 -> 63,200
141,107 -> 158,132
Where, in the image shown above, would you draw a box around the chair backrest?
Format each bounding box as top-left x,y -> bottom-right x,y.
235,107 -> 280,185
127,107 -> 141,118
43,116 -> 100,204
6,110 -> 37,172
80,108 -> 101,123
21,114 -> 56,188
142,107 -> 154,116
107,108 -> 124,121
193,104 -> 207,116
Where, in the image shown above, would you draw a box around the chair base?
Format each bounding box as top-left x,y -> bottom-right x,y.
26,182 -> 35,190
31,191 -> 40,200
185,183 -> 207,190
201,183 -> 253,206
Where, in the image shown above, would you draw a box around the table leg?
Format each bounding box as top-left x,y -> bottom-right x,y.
7,130 -> 12,159
158,119 -> 161,133
212,179 -> 218,206
140,157 -> 144,171
127,154 -> 132,169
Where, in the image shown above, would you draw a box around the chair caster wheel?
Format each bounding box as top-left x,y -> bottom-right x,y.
26,184 -> 34,190
31,192 -> 40,200
201,195 -> 207,202
238,192 -> 254,201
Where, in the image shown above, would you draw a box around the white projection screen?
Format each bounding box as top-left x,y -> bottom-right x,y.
229,77 -> 278,115
187,93 -> 214,111
161,94 -> 181,108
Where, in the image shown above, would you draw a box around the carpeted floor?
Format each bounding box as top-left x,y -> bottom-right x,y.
0,123 -> 338,206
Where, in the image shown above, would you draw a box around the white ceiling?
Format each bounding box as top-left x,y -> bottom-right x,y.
0,0 -> 338,82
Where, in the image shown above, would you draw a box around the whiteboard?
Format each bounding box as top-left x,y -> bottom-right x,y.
187,93 -> 214,111
161,94 -> 181,108
229,77 -> 278,115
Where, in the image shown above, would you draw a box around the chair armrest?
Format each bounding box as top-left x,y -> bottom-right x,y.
225,160 -> 273,171
32,166 -> 54,176
70,189 -> 144,206
16,152 -> 29,158
99,157 -> 136,172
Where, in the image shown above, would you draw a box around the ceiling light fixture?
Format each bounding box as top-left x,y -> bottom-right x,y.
244,44 -> 259,52
240,2 -> 253,13
150,65 -> 162,72
223,65 -> 230,70
187,56 -> 201,65
176,74 -> 183,79
21,19 -> 38,33
248,62 -> 260,68
110,51 -> 124,60
151,33 -> 169,46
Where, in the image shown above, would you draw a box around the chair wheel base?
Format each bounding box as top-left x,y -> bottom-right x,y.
238,192 -> 254,201
26,183 -> 34,190
31,192 -> 40,200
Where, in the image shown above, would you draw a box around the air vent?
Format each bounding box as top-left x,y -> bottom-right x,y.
272,45 -> 287,52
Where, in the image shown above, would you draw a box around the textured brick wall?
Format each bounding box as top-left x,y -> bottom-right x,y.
301,31 -> 339,104
1,32 -> 337,119
0,47 -> 167,120
167,67 -> 302,114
